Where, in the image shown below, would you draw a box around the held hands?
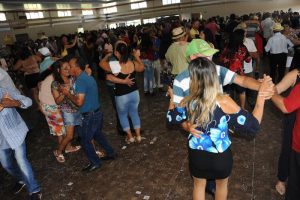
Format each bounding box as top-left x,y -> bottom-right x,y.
258,74 -> 275,100
59,85 -> 70,96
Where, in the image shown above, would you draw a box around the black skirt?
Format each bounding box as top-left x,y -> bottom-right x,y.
188,147 -> 233,179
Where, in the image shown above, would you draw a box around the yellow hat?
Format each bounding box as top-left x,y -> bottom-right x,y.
273,23 -> 284,31
234,22 -> 247,31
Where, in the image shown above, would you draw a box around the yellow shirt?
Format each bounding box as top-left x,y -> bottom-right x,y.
190,28 -> 199,39
165,42 -> 189,75
61,48 -> 68,57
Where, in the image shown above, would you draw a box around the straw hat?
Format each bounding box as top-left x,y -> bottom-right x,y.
40,35 -> 48,40
234,22 -> 247,31
172,26 -> 186,40
273,23 -> 284,31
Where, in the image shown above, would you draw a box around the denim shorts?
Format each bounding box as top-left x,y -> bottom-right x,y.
62,111 -> 82,126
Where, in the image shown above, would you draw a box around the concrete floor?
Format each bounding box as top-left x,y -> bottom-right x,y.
0,74 -> 286,200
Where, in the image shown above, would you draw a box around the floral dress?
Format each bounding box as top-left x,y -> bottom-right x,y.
167,104 -> 259,179
41,104 -> 66,136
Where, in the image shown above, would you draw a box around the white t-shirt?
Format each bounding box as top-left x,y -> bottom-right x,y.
243,38 -> 257,74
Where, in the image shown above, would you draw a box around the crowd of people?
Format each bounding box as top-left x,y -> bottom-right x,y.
0,8 -> 300,200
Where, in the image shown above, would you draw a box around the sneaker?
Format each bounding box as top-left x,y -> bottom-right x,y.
13,182 -> 26,194
30,191 -> 42,200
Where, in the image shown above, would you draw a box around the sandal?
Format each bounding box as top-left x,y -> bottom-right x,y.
125,137 -> 135,144
65,146 -> 81,154
275,181 -> 286,195
135,136 -> 146,143
135,136 -> 142,143
53,150 -> 65,163
96,151 -> 105,158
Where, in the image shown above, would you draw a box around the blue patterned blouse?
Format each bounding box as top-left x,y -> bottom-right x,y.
167,105 -> 260,153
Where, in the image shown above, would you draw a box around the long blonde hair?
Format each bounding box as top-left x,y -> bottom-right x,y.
181,57 -> 221,127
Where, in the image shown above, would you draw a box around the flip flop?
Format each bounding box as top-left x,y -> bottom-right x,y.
275,181 -> 286,195
53,150 -> 65,163
96,151 -> 105,158
65,146 -> 81,154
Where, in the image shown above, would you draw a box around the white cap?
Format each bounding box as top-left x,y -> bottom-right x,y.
38,47 -> 51,56
101,32 -> 108,39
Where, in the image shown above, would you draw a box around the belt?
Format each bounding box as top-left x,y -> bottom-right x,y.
82,108 -> 100,117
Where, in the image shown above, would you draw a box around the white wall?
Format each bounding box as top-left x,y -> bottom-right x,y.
0,0 -> 299,45
0,20 -> 105,44
197,0 -> 300,18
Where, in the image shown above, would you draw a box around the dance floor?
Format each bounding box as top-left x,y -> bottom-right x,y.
0,72 -> 285,200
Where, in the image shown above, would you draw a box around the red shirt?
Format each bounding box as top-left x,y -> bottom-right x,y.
284,83 -> 300,153
220,45 -> 251,75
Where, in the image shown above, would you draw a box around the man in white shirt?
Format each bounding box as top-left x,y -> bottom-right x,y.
265,23 -> 294,83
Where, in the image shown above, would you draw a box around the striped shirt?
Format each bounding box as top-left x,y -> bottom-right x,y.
172,65 -> 236,104
0,68 -> 19,94
0,88 -> 32,150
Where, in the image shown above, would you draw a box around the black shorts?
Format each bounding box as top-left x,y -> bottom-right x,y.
188,147 -> 233,179
24,73 -> 39,89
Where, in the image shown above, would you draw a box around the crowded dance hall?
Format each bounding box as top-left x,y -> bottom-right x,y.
0,0 -> 300,199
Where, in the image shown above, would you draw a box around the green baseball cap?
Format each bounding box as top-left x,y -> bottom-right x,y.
185,39 -> 219,58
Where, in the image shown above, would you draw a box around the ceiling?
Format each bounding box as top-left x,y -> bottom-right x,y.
0,0 -> 128,3
0,0 -> 141,11
0,0 -> 119,3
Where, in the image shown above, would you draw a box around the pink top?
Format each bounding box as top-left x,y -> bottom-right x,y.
205,22 -> 219,37
39,75 -> 56,105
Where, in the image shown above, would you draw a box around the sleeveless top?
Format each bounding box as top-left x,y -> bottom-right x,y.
115,71 -> 138,96
22,56 -> 39,75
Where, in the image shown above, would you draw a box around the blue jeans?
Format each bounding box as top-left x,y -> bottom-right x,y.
115,90 -> 141,131
0,141 -> 40,194
143,59 -> 154,93
79,110 -> 114,166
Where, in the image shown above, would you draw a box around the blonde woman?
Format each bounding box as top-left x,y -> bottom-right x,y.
167,57 -> 272,200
